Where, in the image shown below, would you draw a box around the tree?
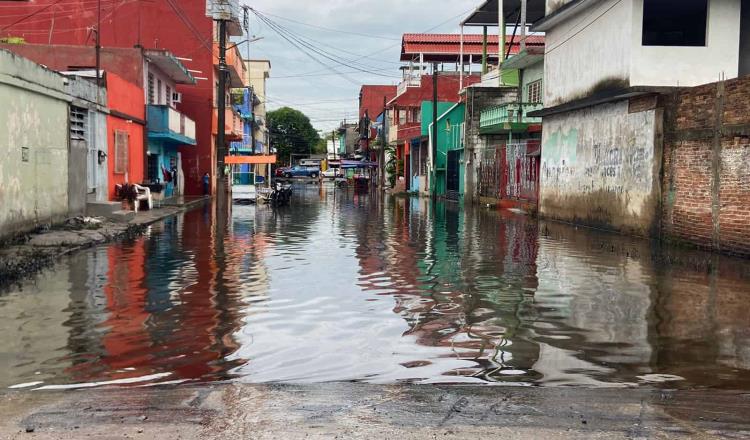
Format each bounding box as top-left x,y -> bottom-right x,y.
267,107 -> 320,165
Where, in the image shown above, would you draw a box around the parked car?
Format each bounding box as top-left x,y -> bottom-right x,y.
322,168 -> 342,179
282,165 -> 319,179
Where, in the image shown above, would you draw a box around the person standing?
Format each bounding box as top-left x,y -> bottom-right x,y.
203,172 -> 210,196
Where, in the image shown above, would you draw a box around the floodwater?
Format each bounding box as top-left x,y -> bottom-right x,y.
2,184 -> 750,390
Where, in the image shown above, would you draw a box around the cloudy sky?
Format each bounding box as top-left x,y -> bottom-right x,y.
239,0 -> 482,133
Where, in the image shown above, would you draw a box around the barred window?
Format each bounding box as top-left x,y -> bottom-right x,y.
527,80 -> 542,103
114,130 -> 129,174
70,106 -> 87,141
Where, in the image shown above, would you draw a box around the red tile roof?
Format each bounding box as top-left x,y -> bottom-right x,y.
401,33 -> 545,62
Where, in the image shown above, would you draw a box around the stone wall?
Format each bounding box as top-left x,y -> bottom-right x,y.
662,77 -> 750,256
539,99 -> 663,236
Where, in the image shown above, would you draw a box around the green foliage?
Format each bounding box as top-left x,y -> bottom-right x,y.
267,107 -> 320,163
384,144 -> 397,188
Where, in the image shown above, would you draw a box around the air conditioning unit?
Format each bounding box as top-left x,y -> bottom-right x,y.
172,92 -> 182,103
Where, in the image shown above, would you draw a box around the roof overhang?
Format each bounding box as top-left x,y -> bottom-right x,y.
461,0 -> 546,27
144,50 -> 196,84
528,86 -> 679,118
502,47 -> 545,70
531,0 -> 603,32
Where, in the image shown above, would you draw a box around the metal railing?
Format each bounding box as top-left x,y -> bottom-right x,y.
480,102 -> 543,128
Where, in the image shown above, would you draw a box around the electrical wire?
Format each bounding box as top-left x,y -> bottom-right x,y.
253,9 -> 401,42
0,0 -> 66,32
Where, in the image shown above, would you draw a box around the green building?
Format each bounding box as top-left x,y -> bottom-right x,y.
422,101 -> 466,199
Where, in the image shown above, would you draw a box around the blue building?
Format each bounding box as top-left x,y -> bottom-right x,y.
145,51 -> 197,198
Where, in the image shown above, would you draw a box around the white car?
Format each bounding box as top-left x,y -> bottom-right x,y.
322,168 -> 342,179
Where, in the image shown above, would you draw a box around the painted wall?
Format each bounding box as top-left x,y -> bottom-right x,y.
740,2 -> 750,76
0,50 -> 70,238
539,100 -> 662,236
521,61 -> 544,103
106,73 -> 145,200
630,0 -> 741,88
543,0 -> 632,107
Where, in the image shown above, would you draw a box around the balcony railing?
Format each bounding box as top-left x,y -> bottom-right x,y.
396,75 -> 421,97
213,107 -> 244,140
147,105 -> 196,145
480,102 -> 543,130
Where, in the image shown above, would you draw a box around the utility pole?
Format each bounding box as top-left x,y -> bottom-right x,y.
431,63 -> 438,195
95,0 -> 101,88
217,19 -> 228,182
379,96 -> 386,189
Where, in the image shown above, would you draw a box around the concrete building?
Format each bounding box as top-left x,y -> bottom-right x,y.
0,50 -> 74,239
532,0 -> 750,237
0,44 -> 196,204
0,0 -> 246,196
247,60 -> 271,155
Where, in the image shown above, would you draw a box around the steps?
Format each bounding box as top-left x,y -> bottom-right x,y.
87,201 -> 134,222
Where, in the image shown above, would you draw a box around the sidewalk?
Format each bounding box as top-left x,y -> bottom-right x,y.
0,197 -> 209,289
1,382 -> 749,439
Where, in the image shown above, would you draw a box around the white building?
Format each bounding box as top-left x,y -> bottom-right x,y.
533,0 -> 750,236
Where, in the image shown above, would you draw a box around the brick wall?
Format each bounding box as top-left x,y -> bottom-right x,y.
662,77 -> 750,256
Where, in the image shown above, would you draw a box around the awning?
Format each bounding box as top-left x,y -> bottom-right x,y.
461,0 -> 546,27
225,155 -> 277,165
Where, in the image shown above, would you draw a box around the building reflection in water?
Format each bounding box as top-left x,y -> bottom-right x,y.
0,184 -> 749,389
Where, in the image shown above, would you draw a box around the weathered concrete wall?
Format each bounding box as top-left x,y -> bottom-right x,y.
539,99 -> 662,236
543,0 -> 632,107
662,77 -> 750,256
463,86 -> 518,204
0,50 -> 70,240
65,75 -> 109,202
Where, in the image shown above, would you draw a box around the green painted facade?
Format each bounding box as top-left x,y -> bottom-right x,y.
421,102 -> 466,198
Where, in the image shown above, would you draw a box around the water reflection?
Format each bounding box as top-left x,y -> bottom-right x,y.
1,183 -> 749,389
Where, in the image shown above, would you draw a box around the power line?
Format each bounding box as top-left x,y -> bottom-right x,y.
0,0 -> 65,32
254,9 -> 401,42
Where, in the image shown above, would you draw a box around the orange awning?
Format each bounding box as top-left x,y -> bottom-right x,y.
225,155 -> 277,165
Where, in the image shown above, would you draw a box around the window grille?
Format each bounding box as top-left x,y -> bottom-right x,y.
70,106 -> 88,141
527,80 -> 542,103
114,130 -> 129,174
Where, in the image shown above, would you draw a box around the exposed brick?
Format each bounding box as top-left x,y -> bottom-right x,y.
662,76 -> 750,256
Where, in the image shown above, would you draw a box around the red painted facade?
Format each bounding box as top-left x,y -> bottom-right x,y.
106,72 -> 145,200
0,1 -> 225,195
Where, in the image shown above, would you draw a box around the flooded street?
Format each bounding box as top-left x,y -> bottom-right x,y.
2,184 -> 750,391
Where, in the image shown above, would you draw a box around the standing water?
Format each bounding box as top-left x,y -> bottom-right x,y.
1,184 -> 749,390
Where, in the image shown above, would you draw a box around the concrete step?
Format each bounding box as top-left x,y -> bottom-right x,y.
87,201 -> 123,218
110,210 -> 136,223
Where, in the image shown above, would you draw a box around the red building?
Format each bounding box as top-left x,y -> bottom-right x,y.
358,85 -> 396,161
106,72 -> 146,199
0,1 -> 246,195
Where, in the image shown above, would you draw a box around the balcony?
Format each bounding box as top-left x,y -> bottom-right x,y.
479,102 -> 543,134
147,105 -> 196,145
396,75 -> 421,97
214,44 -> 247,87
213,107 -> 244,141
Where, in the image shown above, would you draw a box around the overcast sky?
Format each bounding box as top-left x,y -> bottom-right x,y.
240,0 -> 482,133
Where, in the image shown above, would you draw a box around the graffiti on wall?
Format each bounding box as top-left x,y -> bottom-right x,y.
541,127 -> 578,186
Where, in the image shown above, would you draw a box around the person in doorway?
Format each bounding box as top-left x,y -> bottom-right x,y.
202,172 -> 210,195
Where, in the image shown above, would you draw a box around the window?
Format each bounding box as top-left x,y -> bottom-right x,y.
70,106 -> 88,141
157,79 -> 163,104
527,80 -> 542,103
148,73 -> 155,104
166,85 -> 172,107
114,130 -> 129,174
642,0 -> 708,46
399,109 -> 406,125
412,108 -> 421,123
